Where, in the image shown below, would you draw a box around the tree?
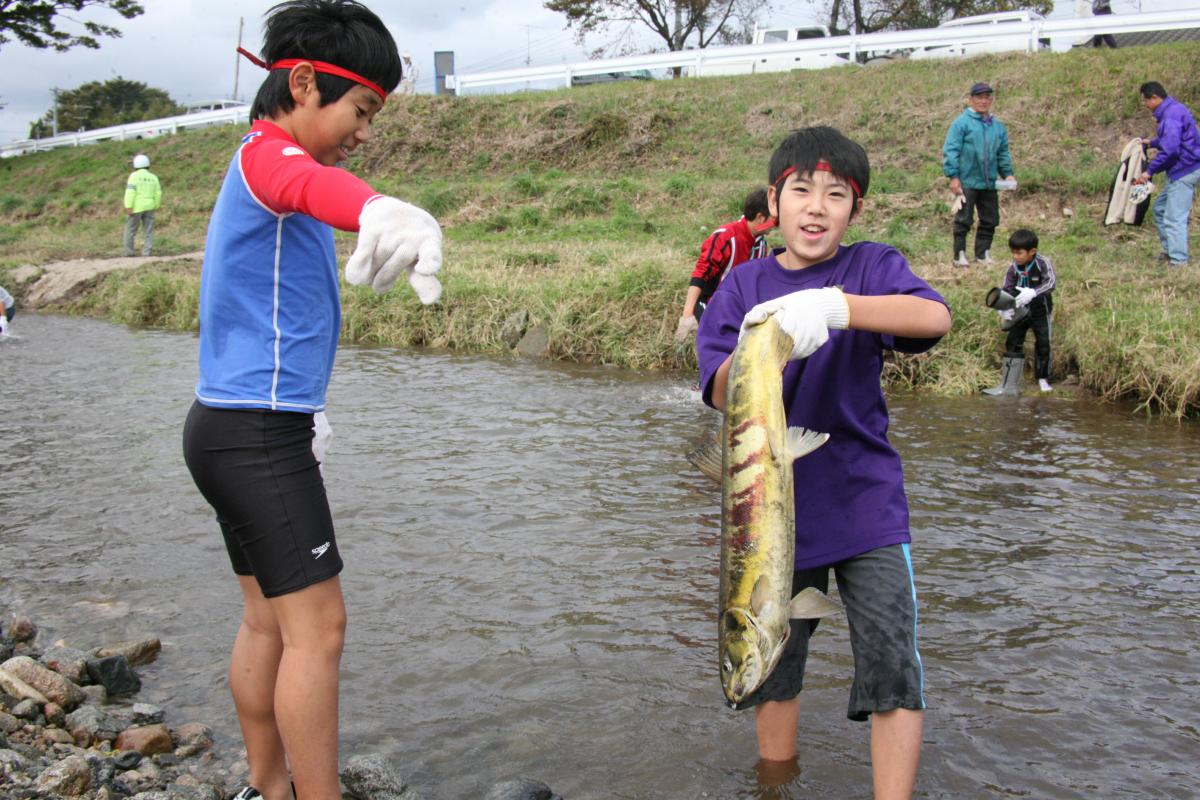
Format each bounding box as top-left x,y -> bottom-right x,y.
0,0 -> 145,52
29,77 -> 180,137
545,0 -> 770,55
822,0 -> 1053,35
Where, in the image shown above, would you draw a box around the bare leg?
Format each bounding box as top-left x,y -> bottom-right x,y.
754,697 -> 801,761
870,708 -> 923,800
231,576 -> 293,800
270,576 -> 347,800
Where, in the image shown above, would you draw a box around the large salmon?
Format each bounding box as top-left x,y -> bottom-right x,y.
717,316 -> 840,707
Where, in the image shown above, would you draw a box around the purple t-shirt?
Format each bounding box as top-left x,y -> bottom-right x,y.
697,242 -> 947,569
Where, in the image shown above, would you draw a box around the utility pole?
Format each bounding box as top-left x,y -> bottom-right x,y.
51,88 -> 59,137
232,17 -> 244,101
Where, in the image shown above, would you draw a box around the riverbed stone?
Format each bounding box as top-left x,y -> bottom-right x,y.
0,666 -> 49,705
86,654 -> 141,696
501,310 -> 531,348
35,753 -> 92,797
6,615 -> 37,643
0,710 -> 20,733
339,753 -> 423,800
483,779 -> 562,800
66,705 -> 123,745
42,727 -> 76,745
130,702 -> 165,725
12,698 -> 39,719
40,644 -> 90,684
1,655 -> 85,709
116,723 -> 173,756
80,684 -> 108,706
95,637 -> 162,668
172,722 -> 213,758
515,323 -> 551,358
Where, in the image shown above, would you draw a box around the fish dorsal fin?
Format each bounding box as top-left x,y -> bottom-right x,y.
750,574 -> 773,617
786,427 -> 829,462
788,587 -> 841,619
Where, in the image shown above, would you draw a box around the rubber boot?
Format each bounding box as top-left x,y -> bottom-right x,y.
982,353 -> 1024,396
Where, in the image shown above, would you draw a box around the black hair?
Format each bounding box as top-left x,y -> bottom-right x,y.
1139,81 -> 1167,100
1008,228 -> 1038,251
249,0 -> 401,120
742,188 -> 770,220
769,127 -> 870,214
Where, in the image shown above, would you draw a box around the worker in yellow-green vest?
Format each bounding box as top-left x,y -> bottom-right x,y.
124,153 -> 162,256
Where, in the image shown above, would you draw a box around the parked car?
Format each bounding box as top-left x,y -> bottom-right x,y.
570,70 -> 654,87
908,11 -> 1050,60
691,25 -> 853,76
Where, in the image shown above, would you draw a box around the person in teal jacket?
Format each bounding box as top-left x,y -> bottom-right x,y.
123,153 -> 162,256
943,82 -> 1015,267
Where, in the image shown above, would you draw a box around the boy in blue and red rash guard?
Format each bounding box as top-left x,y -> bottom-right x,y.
182,3 -> 441,799
697,127 -> 951,798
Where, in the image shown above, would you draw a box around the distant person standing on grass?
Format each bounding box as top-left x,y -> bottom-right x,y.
123,153 -> 162,256
1090,0 -> 1118,48
399,52 -> 418,94
1133,82 -> 1200,268
942,82 -> 1015,268
0,285 -> 14,336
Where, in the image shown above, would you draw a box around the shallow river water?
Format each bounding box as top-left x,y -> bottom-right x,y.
1,314 -> 1198,799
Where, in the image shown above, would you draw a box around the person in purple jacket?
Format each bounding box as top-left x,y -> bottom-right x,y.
696,127 -> 951,799
1133,82 -> 1200,267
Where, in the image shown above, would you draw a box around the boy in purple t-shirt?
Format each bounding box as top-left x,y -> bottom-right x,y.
696,127 -> 951,798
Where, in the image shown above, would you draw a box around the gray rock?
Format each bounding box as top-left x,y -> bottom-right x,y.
40,645 -> 90,685
80,684 -> 108,706
0,710 -> 20,733
339,753 -> 423,800
86,654 -> 141,696
66,704 -> 123,745
12,698 -> 38,719
131,702 -> 165,725
501,309 -> 531,348
1,655 -> 85,709
162,784 -> 221,800
0,747 -> 30,775
95,637 -> 162,667
482,779 -> 561,800
35,753 -> 93,797
0,666 -> 49,705
516,324 -> 551,358
113,750 -> 144,770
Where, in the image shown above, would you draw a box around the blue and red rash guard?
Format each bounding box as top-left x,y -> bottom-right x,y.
195,120 -> 379,412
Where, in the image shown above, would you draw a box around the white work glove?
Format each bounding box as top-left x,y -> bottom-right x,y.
998,308 -> 1015,323
950,193 -> 966,214
345,196 -> 443,301
0,316 -> 7,336
312,411 -> 332,476
674,315 -> 698,342
740,287 -> 850,361
1014,287 -> 1038,308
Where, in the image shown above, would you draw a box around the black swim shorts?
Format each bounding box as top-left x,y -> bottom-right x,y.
735,543 -> 926,721
183,400 -> 342,597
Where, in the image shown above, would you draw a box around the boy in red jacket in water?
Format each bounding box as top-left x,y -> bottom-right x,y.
675,188 -> 773,341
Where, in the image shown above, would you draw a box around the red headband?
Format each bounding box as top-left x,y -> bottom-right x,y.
774,162 -> 863,197
237,46 -> 387,101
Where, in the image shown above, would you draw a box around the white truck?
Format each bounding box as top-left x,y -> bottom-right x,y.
689,25 -> 852,76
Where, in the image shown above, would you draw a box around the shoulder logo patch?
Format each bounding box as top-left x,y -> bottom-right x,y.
281,146 -> 306,157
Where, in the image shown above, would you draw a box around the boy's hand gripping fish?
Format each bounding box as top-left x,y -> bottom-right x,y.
716,315 -> 841,707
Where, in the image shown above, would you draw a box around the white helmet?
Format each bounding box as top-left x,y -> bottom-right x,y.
133,154 -> 150,169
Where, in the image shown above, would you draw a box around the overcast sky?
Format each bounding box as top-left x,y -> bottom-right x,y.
0,0 -> 1179,142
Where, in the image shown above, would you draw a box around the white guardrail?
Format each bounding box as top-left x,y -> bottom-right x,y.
3,10 -> 1198,157
0,105 -> 251,159
446,9 -> 1200,92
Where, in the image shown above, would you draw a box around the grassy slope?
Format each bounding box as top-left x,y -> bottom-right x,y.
2,43 -> 1198,415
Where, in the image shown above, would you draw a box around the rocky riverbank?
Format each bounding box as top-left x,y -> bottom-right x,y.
0,611 -> 563,800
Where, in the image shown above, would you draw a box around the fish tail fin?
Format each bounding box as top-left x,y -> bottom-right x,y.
788,587 -> 841,619
687,435 -> 724,484
786,427 -> 830,461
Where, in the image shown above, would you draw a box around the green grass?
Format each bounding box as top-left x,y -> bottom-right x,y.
2,42 -> 1199,416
